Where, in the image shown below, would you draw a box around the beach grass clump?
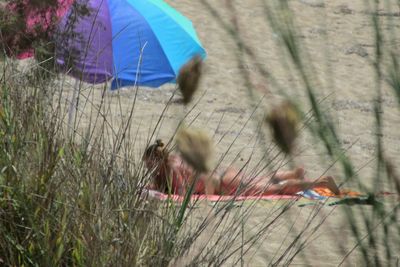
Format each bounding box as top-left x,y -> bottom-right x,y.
0,63 -> 176,265
0,57 -> 294,267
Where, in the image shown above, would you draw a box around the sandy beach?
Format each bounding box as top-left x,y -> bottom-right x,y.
51,0 -> 400,265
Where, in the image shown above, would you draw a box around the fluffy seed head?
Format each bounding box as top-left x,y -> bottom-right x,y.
177,55 -> 203,104
266,101 -> 300,154
176,127 -> 213,173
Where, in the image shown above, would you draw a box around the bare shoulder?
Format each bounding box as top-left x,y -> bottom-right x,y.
169,154 -> 185,167
169,155 -> 189,172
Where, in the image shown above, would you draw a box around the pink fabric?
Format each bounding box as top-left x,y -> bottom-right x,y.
144,189 -> 298,202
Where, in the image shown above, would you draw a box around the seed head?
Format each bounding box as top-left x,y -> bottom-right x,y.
177,55 -> 203,104
176,127 -> 213,173
266,101 -> 300,154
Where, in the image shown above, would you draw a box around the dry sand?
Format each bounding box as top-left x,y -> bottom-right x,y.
46,0 -> 400,265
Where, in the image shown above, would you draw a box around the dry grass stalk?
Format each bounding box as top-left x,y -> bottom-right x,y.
265,100 -> 300,154
177,55 -> 203,104
176,126 -> 213,173
385,159 -> 400,195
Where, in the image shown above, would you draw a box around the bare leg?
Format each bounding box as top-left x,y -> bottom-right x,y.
220,167 -> 304,188
219,168 -> 244,195
204,174 -> 221,195
218,166 -> 339,196
244,175 -> 340,196
270,167 -> 305,183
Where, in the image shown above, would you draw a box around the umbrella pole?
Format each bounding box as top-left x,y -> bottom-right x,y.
67,79 -> 79,137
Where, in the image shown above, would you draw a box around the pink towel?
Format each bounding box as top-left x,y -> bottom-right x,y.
143,189 -> 299,202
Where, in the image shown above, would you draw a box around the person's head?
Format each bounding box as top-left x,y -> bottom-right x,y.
143,139 -> 171,192
143,139 -> 169,171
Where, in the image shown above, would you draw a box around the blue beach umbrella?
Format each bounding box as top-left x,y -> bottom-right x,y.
55,0 -> 206,90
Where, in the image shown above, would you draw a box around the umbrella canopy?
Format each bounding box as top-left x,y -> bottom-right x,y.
55,0 -> 206,89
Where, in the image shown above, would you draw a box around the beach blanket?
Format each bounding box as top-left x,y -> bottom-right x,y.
142,187 -> 391,207
143,187 -> 359,202
143,188 -> 299,202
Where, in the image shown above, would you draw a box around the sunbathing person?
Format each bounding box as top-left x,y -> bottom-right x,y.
143,140 -> 340,196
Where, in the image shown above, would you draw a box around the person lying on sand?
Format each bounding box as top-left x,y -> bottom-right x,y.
143,140 -> 340,196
